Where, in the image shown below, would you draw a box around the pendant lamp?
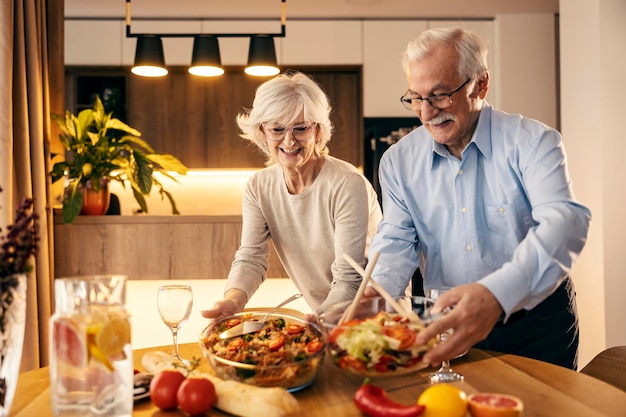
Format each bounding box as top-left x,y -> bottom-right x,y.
245,35 -> 280,77
189,35 -> 224,77
131,35 -> 168,77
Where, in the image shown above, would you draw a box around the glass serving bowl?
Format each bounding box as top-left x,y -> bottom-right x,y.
199,310 -> 326,392
318,296 -> 441,378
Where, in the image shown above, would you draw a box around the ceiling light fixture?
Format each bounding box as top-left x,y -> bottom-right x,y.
245,35 -> 280,77
189,35 -> 224,77
131,35 -> 168,77
125,0 -> 286,78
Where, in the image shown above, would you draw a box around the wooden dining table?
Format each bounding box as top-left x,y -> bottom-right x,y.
11,342 -> 626,417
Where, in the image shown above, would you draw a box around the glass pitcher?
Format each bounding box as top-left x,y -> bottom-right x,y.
49,275 -> 133,417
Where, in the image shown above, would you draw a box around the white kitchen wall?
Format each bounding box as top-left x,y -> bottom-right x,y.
559,0 -> 626,368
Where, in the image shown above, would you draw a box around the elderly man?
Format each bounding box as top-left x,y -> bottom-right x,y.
367,27 -> 591,370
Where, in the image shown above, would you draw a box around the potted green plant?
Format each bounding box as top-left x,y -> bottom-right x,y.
51,96 -> 188,224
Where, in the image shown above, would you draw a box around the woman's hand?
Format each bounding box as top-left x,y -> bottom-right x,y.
200,289 -> 248,334
200,298 -> 241,320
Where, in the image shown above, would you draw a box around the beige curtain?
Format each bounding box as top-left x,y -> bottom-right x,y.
1,0 -> 59,371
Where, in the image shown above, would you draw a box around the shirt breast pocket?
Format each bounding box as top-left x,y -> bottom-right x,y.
484,202 -> 533,248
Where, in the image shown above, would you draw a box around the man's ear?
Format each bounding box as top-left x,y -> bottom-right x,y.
476,71 -> 490,99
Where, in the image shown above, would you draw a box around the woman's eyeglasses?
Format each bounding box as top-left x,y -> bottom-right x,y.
262,123 -> 317,142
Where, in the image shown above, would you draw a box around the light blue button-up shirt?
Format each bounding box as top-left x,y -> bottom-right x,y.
369,104 -> 591,317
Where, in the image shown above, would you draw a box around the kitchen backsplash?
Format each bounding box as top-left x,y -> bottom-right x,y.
109,170 -> 258,216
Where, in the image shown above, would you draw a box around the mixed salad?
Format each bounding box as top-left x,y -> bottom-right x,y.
328,311 -> 436,374
201,314 -> 325,389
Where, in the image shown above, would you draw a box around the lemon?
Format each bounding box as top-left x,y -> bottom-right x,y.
417,383 -> 468,417
96,315 -> 131,357
88,341 -> 114,371
86,313 -> 131,371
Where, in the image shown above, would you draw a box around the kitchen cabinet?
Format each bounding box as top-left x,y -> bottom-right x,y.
65,16 -> 556,131
363,20 -> 428,118
64,66 -> 362,169
65,20 -> 125,65
64,70 -> 127,120
278,20 -> 362,65
53,215 -> 288,280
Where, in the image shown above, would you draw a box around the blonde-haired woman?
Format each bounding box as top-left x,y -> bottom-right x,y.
202,71 -> 381,319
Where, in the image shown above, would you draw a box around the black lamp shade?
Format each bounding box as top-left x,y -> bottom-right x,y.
132,35 -> 168,77
245,35 -> 280,76
189,35 -> 224,77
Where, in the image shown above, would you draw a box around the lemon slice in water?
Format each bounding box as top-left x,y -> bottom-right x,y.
87,314 -> 131,371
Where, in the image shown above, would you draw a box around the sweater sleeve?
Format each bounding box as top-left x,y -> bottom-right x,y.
223,175 -> 269,300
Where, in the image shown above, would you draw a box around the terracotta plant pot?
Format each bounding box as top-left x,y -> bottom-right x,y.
80,182 -> 110,215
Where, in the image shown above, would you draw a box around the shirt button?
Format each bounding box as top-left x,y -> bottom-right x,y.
498,207 -> 505,214
458,169 -> 464,175
461,207 -> 468,213
466,245 -> 472,251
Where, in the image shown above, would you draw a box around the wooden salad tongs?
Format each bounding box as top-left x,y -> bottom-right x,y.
341,252 -> 424,326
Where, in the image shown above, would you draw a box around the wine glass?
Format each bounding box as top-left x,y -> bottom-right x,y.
426,287 -> 464,383
157,285 -> 193,366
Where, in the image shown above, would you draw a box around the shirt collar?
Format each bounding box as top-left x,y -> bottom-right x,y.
430,102 -> 493,166
472,102 -> 493,160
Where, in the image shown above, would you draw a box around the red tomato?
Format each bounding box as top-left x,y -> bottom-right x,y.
382,325 -> 416,350
329,320 -> 360,344
227,338 -> 244,351
286,324 -> 304,334
306,340 -> 324,353
176,377 -> 216,416
268,335 -> 285,351
338,355 -> 367,372
149,370 -> 185,410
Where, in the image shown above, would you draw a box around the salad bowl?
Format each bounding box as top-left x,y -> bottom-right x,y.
319,296 -> 441,378
200,310 -> 326,392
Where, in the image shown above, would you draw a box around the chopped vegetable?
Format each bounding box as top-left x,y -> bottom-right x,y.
354,380 -> 425,417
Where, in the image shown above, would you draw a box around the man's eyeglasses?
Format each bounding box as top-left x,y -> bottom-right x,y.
262,123 -> 317,142
400,78 -> 471,111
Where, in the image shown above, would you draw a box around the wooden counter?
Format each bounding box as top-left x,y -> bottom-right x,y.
53,215 -> 287,279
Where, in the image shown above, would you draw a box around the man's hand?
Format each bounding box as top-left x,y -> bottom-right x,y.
416,283 -> 502,365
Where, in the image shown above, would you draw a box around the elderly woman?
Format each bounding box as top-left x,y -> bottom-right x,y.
201,71 -> 381,318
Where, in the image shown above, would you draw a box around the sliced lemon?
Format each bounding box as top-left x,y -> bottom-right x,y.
96,315 -> 131,357
88,341 -> 114,371
85,314 -> 131,371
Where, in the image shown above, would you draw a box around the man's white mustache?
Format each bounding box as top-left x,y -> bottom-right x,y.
426,112 -> 457,126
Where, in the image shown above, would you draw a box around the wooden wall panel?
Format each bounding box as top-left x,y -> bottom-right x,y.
66,66 -> 362,169
54,216 -> 287,280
